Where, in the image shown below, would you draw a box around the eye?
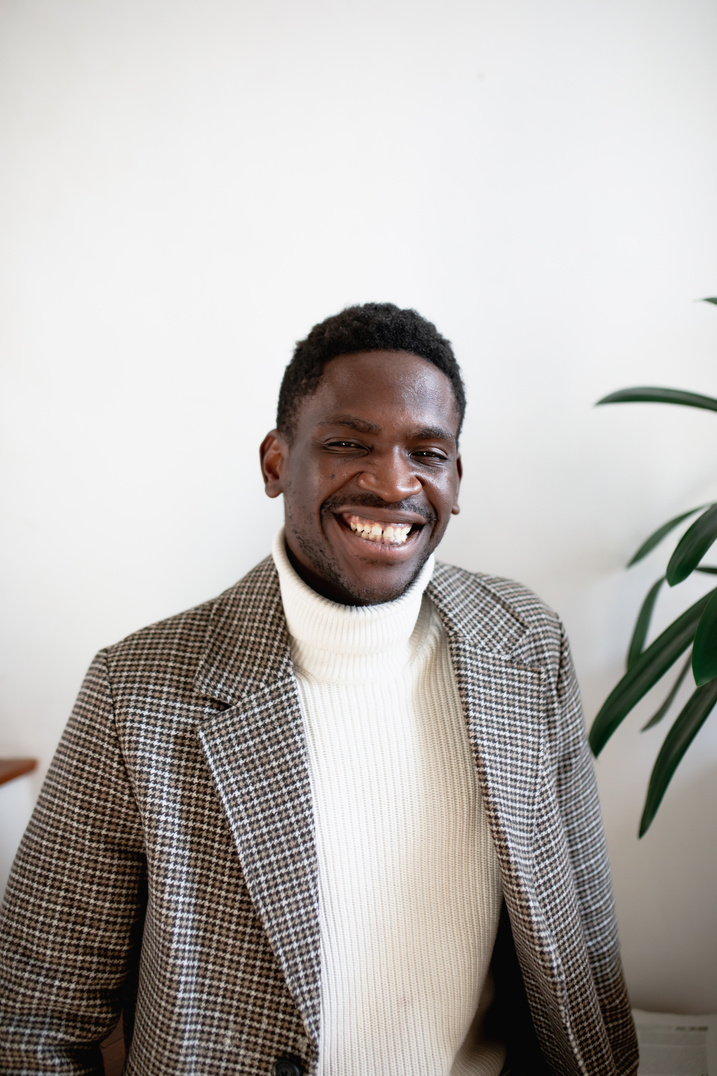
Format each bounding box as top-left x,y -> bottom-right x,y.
323,439 -> 366,452
412,449 -> 448,461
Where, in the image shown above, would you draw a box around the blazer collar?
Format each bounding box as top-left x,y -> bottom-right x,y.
193,554 -> 532,703
196,555 -> 532,702
195,555 -> 292,705
426,560 -> 529,655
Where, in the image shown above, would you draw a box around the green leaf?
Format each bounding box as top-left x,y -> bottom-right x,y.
627,507 -> 707,565
589,588 -> 716,757
639,678 -> 717,835
695,565 -> 717,575
702,297 -> 717,305
692,589 -> 717,686
666,504 -> 717,586
627,578 -> 664,668
641,655 -> 692,730
596,387 -> 717,413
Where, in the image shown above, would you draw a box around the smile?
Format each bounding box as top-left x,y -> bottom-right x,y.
344,513 -> 415,545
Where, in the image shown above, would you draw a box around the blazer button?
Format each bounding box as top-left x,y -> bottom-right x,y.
273,1058 -> 303,1076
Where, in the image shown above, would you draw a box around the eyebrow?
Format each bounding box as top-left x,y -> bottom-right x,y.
412,424 -> 457,444
317,416 -> 457,444
316,416 -> 382,433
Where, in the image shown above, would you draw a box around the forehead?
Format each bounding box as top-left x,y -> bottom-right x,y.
296,350 -> 461,437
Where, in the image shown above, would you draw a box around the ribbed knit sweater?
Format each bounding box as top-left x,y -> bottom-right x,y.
273,532 -> 506,1076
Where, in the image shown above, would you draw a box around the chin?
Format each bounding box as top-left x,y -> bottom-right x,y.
289,526 -> 433,605
331,559 -> 430,606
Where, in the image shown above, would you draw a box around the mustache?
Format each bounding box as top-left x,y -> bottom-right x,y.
322,492 -> 436,523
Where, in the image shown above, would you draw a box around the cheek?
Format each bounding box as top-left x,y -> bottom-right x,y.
315,461 -> 356,497
289,472 -> 328,518
435,477 -> 461,517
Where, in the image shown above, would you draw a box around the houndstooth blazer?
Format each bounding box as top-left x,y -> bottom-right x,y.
0,557 -> 638,1076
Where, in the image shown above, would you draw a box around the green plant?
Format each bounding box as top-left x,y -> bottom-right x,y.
589,298 -> 717,836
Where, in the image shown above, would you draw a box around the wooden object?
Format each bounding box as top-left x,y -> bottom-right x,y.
0,758 -> 37,787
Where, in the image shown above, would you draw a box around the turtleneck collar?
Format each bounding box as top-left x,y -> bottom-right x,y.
272,529 -> 436,682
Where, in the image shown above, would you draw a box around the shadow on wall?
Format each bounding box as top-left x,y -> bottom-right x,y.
608,761 -> 717,1013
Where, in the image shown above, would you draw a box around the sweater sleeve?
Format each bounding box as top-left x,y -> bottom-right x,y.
0,651 -> 146,1075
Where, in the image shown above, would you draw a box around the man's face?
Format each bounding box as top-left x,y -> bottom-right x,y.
260,350 -> 462,605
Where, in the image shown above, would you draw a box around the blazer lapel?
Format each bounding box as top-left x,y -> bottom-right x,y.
427,563 -> 545,882
450,642 -> 544,861
194,557 -> 321,1046
428,563 -> 569,1005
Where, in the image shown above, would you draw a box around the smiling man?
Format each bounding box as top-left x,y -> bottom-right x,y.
0,304 -> 638,1076
261,346 -> 463,605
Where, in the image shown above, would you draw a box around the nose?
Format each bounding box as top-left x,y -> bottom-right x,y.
355,448 -> 422,502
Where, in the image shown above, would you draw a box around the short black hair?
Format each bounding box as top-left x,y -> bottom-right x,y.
276,302 -> 466,440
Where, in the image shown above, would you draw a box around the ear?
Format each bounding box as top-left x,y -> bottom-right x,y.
451,454 -> 462,515
259,430 -> 288,499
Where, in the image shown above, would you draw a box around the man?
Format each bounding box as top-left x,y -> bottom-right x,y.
0,303 -> 638,1075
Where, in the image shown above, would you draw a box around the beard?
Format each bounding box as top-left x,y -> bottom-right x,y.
283,493 -> 437,606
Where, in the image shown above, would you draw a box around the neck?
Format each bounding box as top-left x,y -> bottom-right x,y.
272,529 -> 435,680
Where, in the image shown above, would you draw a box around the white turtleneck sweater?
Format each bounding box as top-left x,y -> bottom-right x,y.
272,532 -> 505,1076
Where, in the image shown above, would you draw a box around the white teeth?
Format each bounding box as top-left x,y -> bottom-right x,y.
347,517 -> 412,544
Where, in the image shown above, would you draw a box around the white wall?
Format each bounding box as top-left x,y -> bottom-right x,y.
1,0 -> 716,1013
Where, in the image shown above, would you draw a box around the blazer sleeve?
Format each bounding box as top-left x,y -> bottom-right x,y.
550,625 -> 638,1076
0,651 -> 146,1075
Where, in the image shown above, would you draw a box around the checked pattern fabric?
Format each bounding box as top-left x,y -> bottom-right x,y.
0,557 -> 638,1075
